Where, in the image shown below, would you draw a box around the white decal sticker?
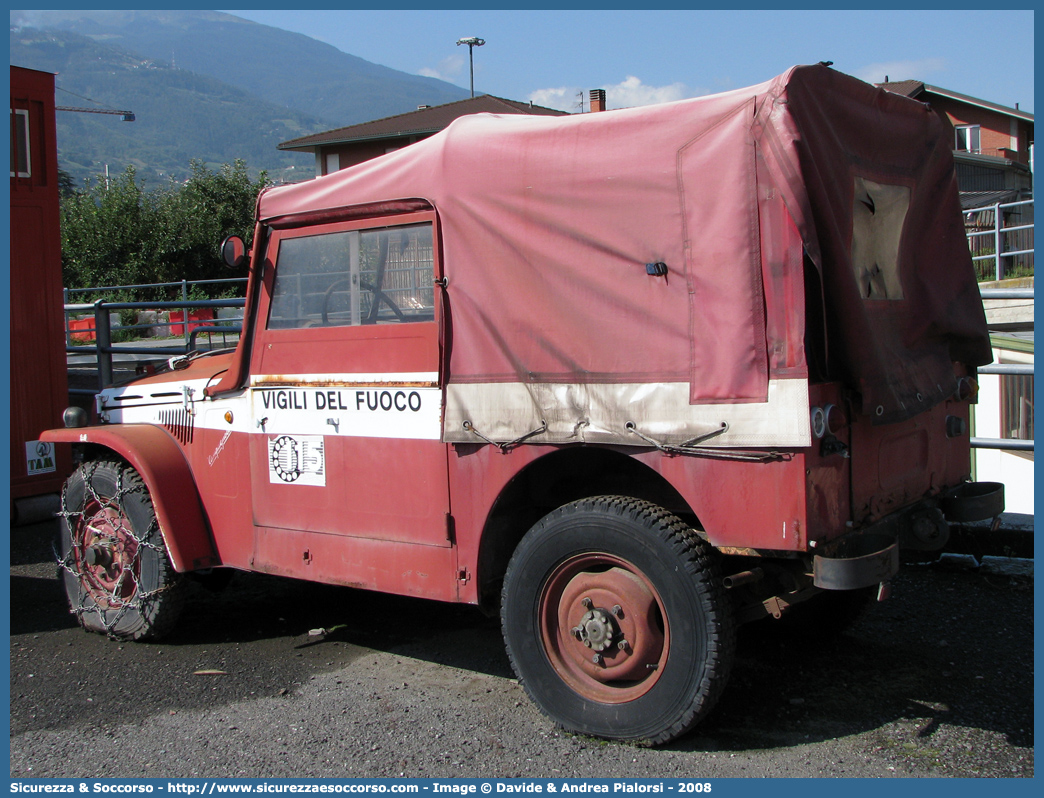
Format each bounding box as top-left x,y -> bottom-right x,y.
251,383 -> 442,441
208,429 -> 232,467
268,435 -> 326,486
25,440 -> 56,476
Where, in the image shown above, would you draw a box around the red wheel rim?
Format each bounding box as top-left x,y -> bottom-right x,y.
74,495 -> 141,608
539,552 -> 669,703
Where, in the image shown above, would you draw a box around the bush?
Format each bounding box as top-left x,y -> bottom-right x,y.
60,160 -> 269,299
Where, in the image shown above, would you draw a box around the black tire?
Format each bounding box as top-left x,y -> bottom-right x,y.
501,496 -> 734,745
57,459 -> 185,641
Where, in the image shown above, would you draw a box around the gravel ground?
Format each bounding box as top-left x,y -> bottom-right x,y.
9,517 -> 1034,779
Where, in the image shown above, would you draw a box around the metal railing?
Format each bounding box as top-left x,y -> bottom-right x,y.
65,279 -> 246,395
966,198 -> 1034,281
63,277 -> 247,348
63,283 -> 1034,454
972,287 -> 1034,453
83,298 -> 245,390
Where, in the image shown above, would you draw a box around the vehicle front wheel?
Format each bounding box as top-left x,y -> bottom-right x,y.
501,496 -> 734,745
57,459 -> 185,640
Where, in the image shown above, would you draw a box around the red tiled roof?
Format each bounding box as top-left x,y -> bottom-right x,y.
876,79 -> 925,99
279,95 -> 569,151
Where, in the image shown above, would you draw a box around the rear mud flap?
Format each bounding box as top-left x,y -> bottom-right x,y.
813,533 -> 898,590
814,481 -> 1006,590
940,481 -> 1005,523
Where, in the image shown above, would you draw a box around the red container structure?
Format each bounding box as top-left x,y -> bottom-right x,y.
67,317 -> 97,342
168,308 -> 215,336
10,66 -> 71,499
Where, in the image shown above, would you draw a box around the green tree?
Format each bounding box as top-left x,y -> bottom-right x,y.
59,165 -> 152,292
60,160 -> 269,299
150,160 -> 268,290
57,168 -> 77,197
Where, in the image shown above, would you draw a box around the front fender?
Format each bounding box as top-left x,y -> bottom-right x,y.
41,424 -> 219,572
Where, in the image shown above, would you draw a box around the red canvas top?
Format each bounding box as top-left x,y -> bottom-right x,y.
257,65 -> 990,425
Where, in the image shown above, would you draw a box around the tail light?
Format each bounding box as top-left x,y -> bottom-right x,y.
810,406 -> 827,438
811,404 -> 847,439
824,404 -> 847,436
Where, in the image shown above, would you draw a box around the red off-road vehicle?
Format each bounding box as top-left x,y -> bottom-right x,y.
44,66 -> 1002,744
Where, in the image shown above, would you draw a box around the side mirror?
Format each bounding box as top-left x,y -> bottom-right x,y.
220,235 -> 249,270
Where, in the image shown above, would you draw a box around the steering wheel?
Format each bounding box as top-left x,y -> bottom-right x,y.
320,278 -> 405,325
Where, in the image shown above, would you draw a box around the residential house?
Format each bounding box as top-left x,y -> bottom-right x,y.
974,331 -> 1034,514
278,95 -> 569,177
877,79 -> 1034,206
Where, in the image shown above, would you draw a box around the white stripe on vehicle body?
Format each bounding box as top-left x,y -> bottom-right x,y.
97,374 -> 811,448
444,378 -> 812,448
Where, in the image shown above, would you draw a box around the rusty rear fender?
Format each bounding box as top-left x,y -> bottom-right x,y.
41,424 -> 219,572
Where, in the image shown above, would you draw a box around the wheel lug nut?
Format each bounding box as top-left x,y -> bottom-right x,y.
581,597 -> 593,609
612,604 -> 623,617
618,639 -> 630,652
592,654 -> 603,666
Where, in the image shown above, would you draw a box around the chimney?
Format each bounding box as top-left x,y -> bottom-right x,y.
417,105 -> 431,110
589,89 -> 606,113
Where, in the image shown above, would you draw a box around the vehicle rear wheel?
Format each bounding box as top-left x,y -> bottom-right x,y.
501,496 -> 734,745
57,459 -> 185,640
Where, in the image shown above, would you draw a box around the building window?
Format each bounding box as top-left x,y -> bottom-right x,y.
324,152 -> 340,174
10,108 -> 30,177
955,124 -> 981,154
1000,371 -> 1034,457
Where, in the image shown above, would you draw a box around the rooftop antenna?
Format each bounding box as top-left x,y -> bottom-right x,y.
456,37 -> 485,98
576,91 -> 585,113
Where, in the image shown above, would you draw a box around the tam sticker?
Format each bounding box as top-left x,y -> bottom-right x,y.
25,440 -> 56,476
268,435 -> 325,486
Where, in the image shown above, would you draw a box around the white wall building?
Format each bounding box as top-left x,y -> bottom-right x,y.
973,332 -> 1034,514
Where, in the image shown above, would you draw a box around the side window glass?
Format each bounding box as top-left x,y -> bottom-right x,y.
268,223 -> 435,329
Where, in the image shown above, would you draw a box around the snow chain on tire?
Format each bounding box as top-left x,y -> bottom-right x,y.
56,459 -> 185,640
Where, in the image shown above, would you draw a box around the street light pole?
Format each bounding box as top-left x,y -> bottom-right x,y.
456,37 -> 485,98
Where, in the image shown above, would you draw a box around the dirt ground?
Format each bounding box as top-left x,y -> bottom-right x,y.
9,516 -> 1034,779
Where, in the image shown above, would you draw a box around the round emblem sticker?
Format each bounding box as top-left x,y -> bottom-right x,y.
270,435 -> 301,482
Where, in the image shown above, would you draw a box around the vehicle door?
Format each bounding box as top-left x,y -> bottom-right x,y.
247,211 -> 451,547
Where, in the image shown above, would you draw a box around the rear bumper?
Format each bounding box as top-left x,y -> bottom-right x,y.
812,481 -> 1005,590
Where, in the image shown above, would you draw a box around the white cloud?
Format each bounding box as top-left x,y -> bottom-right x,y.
529,76 -> 696,112
418,54 -> 466,82
605,76 -> 692,108
527,87 -> 587,113
853,58 -> 947,85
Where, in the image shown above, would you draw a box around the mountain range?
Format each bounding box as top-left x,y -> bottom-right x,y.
9,10 -> 471,188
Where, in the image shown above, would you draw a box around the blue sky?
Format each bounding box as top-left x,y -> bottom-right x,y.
222,9 -> 1034,113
